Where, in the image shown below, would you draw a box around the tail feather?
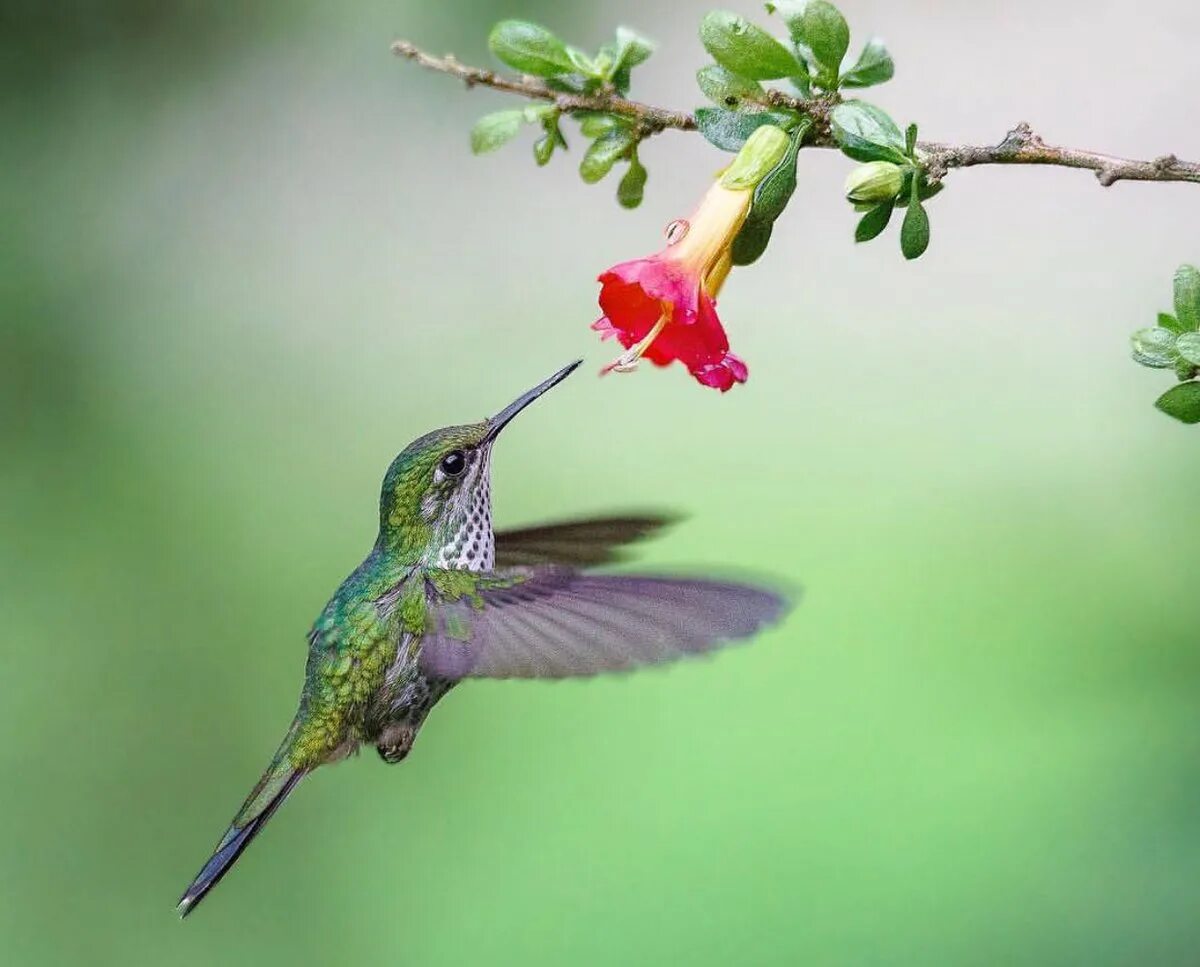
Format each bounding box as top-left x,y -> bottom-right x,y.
178,760 -> 306,918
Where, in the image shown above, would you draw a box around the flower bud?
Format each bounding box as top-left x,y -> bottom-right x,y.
720,125 -> 791,190
844,161 -> 905,204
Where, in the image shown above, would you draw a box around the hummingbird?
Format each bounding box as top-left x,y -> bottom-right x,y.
177,360 -> 789,916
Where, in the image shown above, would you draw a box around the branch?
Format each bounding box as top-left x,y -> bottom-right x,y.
918,123 -> 1200,188
391,41 -> 694,135
392,40 -> 1200,188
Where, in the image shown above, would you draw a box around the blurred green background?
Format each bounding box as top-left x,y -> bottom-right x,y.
3,1 -> 1199,963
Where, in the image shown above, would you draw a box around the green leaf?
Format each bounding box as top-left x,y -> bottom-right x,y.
520,104 -> 555,123
764,2 -> 808,45
800,1 -> 850,74
700,11 -> 803,80
695,107 -> 796,152
1174,264 -> 1200,331
532,109 -> 565,166
924,180 -> 944,202
696,64 -> 763,108
841,38 -> 894,88
1175,332 -> 1200,366
564,46 -> 597,76
617,154 -> 648,209
731,119 -> 809,265
1154,381 -> 1200,424
580,128 -> 636,183
1158,312 -> 1184,335
577,112 -> 621,138
1130,327 -> 1178,368
900,177 -> 929,259
488,21 -> 576,77
533,134 -> 555,166
1176,360 -> 1199,381
905,122 -> 918,157
855,202 -> 893,242
613,26 -> 655,71
765,1 -> 848,75
731,219 -> 774,266
470,110 -> 525,154
830,100 -> 907,163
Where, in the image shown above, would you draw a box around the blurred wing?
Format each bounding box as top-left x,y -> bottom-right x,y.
493,515 -> 677,568
418,567 -> 789,680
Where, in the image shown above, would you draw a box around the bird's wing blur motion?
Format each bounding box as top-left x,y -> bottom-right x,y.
493,514 -> 678,567
419,566 -> 787,680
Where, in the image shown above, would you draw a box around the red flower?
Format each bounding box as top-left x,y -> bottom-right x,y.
593,180 -> 752,392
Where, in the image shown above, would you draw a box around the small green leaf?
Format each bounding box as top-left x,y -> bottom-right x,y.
488,21 -> 576,77
855,202 -> 893,242
617,154 -> 648,209
924,181 -> 944,204
900,178 -> 929,259
580,128 -> 636,183
731,119 -> 809,266
1176,360 -> 1199,381
700,11 -> 803,80
613,26 -> 655,72
1175,332 -> 1200,366
830,100 -> 907,163
532,109 -> 565,166
696,65 -> 763,108
731,219 -> 774,266
841,38 -> 894,88
1158,312 -> 1184,335
577,112 -> 620,138
520,104 -> 554,124
764,2 -> 808,46
765,1 -> 848,76
1130,327 -> 1179,368
533,134 -> 555,166
800,1 -> 850,74
905,123 -> 918,157
1154,381 -> 1200,424
564,46 -> 597,76
695,107 -> 795,152
1174,264 -> 1200,331
470,110 -> 525,154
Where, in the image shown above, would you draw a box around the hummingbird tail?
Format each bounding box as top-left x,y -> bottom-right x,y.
177,756 -> 307,918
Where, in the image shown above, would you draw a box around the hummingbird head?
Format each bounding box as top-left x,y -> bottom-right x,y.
377,360 -> 581,566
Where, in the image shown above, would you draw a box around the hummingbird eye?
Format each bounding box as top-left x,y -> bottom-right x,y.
439,450 -> 467,477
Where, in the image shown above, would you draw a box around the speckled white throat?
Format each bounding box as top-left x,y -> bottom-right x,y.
431,449 -> 494,570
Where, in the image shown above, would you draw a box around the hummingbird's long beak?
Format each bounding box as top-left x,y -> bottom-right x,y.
483,359 -> 582,443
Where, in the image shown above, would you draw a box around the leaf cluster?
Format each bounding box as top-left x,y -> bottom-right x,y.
471,21 -> 656,207
1130,265 -> 1200,423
